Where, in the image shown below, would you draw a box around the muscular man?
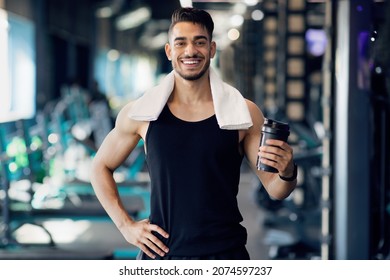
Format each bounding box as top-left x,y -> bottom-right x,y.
90,7 -> 297,260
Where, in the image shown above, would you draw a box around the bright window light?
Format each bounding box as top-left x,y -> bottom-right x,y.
0,9 -> 36,122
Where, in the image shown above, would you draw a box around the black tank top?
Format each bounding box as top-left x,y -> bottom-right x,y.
145,105 -> 247,256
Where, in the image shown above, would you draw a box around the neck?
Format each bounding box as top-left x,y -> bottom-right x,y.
170,70 -> 212,105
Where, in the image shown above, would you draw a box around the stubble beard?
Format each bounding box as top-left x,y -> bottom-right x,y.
173,59 -> 211,81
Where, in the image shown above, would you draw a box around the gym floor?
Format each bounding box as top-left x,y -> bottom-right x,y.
0,164 -> 308,260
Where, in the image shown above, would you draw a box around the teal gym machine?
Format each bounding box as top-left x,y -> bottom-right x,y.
0,88 -> 150,259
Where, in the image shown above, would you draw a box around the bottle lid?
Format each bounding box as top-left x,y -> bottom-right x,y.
263,118 -> 290,131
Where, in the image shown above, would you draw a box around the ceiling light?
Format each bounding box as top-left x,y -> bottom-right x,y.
95,0 -> 125,18
180,0 -> 193,7
140,32 -> 168,50
230,14 -> 244,27
95,7 -> 113,18
251,9 -> 264,21
228,28 -> 240,41
244,0 -> 259,6
107,49 -> 120,61
116,7 -> 151,31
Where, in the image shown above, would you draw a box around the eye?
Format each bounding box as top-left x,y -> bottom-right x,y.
195,41 -> 206,46
175,41 -> 185,47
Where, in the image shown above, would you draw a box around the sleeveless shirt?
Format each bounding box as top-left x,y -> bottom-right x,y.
145,104 -> 247,256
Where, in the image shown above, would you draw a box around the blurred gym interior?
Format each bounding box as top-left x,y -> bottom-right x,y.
0,0 -> 389,260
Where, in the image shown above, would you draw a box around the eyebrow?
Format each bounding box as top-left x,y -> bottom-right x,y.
174,35 -> 208,42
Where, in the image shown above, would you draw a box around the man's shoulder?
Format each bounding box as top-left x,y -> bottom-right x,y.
116,101 -> 149,134
243,99 -> 264,127
244,99 -> 261,113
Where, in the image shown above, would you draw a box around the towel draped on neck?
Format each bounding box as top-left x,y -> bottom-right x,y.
128,67 -> 253,130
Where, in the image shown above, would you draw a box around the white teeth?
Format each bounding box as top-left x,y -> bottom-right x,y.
183,61 -> 198,64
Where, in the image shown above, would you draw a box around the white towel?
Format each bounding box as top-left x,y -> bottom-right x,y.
128,67 -> 253,130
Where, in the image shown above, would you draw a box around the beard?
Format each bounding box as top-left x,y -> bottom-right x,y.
172,56 -> 211,81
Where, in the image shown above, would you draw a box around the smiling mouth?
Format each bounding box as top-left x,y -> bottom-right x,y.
181,59 -> 201,66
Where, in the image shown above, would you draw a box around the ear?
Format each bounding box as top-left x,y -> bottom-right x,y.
210,41 -> 217,59
165,43 -> 172,61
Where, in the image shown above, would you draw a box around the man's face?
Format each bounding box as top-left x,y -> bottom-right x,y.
165,22 -> 216,81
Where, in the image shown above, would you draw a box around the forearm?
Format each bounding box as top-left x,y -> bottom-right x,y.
90,154 -> 169,259
90,162 -> 135,230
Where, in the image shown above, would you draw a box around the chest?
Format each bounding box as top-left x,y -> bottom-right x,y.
167,102 -> 214,122
145,106 -> 239,160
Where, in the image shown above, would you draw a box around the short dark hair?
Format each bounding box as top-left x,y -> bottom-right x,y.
169,7 -> 214,41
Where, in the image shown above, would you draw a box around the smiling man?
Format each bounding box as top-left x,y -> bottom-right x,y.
90,7 -> 297,260
166,14 -> 214,81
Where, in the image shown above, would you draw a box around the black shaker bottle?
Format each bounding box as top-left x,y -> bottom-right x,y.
257,118 -> 290,173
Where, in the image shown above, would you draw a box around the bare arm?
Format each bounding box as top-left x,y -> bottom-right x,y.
90,102 -> 169,259
242,100 -> 297,200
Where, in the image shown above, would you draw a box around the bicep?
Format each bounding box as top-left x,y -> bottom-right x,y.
94,127 -> 141,171
93,104 -> 142,171
242,100 -> 263,169
242,100 -> 274,185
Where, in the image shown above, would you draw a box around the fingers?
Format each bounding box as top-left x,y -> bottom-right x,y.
258,139 -> 293,173
149,223 -> 170,239
264,139 -> 292,152
140,236 -> 165,259
145,229 -> 169,254
259,143 -> 292,161
133,220 -> 170,259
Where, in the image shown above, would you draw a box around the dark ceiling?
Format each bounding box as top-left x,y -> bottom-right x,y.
90,0 -> 251,52
92,0 -> 182,20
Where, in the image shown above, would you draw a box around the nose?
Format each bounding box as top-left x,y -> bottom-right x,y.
184,42 -> 198,57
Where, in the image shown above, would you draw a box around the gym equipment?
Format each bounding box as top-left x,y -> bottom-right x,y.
0,90 -> 150,259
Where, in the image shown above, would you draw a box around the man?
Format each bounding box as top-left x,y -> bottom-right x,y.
90,7 -> 297,260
